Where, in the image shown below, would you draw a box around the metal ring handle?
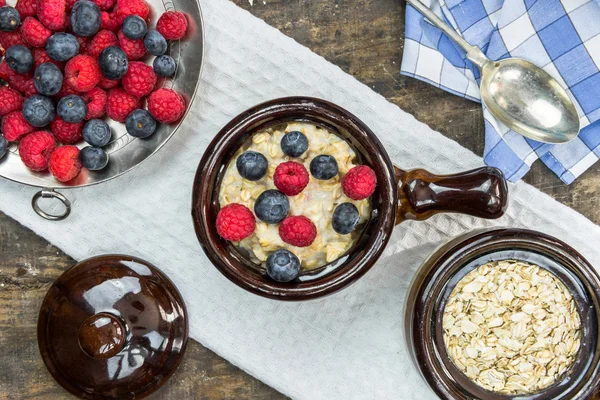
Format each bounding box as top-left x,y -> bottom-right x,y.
32,190 -> 71,221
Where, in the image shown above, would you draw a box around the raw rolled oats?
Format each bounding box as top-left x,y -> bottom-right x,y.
443,260 -> 581,395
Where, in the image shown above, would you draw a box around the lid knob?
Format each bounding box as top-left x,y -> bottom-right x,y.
78,313 -> 126,359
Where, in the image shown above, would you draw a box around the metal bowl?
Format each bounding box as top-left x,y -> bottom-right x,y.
0,0 -> 204,219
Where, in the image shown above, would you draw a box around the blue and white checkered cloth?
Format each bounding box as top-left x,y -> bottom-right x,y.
401,0 -> 600,183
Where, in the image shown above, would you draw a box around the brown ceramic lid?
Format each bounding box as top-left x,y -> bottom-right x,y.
37,255 -> 188,399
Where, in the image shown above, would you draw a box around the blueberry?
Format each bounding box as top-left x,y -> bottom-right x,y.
310,155 -> 338,180
0,6 -> 20,32
266,249 -> 300,283
254,189 -> 289,224
70,0 -> 100,37
122,15 -> 147,40
125,109 -> 156,138
332,203 -> 360,235
82,119 -> 111,147
0,135 -> 8,159
144,29 -> 167,56
79,146 -> 109,170
5,45 -> 33,74
281,131 -> 308,157
98,46 -> 128,80
57,94 -> 87,123
236,151 -> 268,181
46,33 -> 80,62
22,95 -> 55,127
33,63 -> 63,96
153,55 -> 176,77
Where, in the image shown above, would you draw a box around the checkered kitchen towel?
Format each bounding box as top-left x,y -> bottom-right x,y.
401,0 -> 600,183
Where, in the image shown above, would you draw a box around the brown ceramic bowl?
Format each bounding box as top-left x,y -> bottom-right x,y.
192,97 -> 508,301
406,228 -> 600,400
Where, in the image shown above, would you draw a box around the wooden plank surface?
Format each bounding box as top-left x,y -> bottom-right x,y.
1,0 -> 598,399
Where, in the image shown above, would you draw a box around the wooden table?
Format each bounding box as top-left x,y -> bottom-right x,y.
1,1 -> 598,398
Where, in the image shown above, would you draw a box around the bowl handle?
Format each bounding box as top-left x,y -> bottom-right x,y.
394,166 -> 508,224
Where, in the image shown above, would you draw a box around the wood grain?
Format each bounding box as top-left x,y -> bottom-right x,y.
1,0 -> 598,399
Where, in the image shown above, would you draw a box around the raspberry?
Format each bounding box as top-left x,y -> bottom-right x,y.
22,78 -> 38,96
64,55 -> 101,91
106,87 -> 139,122
76,35 -> 90,54
54,79 -> 78,100
0,30 -> 26,49
66,0 -> 77,11
278,216 -> 317,248
216,203 -> 256,242
0,86 -> 23,116
0,0 -> 5,7
88,29 -> 117,58
82,87 -> 106,119
273,161 -> 309,196
7,70 -> 35,95
342,165 -> 377,200
100,11 -> 119,31
0,59 -> 10,80
37,0 -> 67,30
19,131 -> 56,171
92,0 -> 115,11
49,145 -> 81,181
50,117 -> 83,144
97,75 -> 119,89
115,0 -> 149,24
122,61 -> 156,97
147,88 -> 185,124
32,47 -> 63,68
156,11 -> 187,40
15,0 -> 37,19
1,111 -> 34,141
21,17 -> 52,47
117,30 -> 145,60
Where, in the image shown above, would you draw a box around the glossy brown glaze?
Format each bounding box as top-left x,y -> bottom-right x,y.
406,228 -> 600,400
37,255 -> 188,400
191,97 -> 508,301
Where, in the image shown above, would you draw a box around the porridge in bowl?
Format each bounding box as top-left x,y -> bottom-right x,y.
217,122 -> 376,282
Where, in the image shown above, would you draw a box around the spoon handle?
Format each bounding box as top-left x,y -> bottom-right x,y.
405,0 -> 489,68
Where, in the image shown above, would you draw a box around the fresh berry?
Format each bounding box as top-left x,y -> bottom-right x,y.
266,249 -> 300,283
37,0 -> 67,31
0,59 -> 11,80
121,14 -> 146,39
0,6 -> 21,32
50,116 -> 83,143
105,87 -> 138,122
75,34 -> 90,54
71,0 -> 101,37
66,0 -> 77,12
273,161 -> 309,196
279,216 -> 317,247
15,0 -> 37,19
22,94 -> 55,126
342,165 -> 377,200
91,0 -> 114,11
48,145 -> 81,181
19,130 -> 55,171
310,154 -> 338,180
281,130 -> 308,157
0,135 -> 7,159
97,75 -> 118,89
100,10 -> 119,31
0,1 -> 5,9
117,29 -> 144,60
144,29 -> 166,56
121,61 -> 155,97
216,203 -> 256,242
152,54 -> 175,77
236,151 -> 267,181
0,86 -> 23,116
57,94 -> 87,122
5,45 -> 33,73
115,0 -> 148,24
82,86 -> 106,119
98,45 -> 127,79
82,118 -> 110,146
32,47 -> 62,68
4,68 -> 35,95
88,29 -> 117,57
1,110 -> 33,141
332,203 -> 360,234
64,54 -> 100,91
54,78 -> 77,99
33,62 -> 63,95
254,189 -> 289,224
46,32 -> 79,61
156,11 -> 187,40
21,17 -> 52,47
125,108 -> 155,138
79,145 -> 107,170
147,87 -> 185,123
0,30 -> 25,49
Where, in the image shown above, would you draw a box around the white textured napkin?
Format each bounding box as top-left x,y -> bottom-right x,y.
2,1 -> 600,399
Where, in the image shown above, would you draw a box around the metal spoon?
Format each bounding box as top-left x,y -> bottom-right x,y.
406,0 -> 580,144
